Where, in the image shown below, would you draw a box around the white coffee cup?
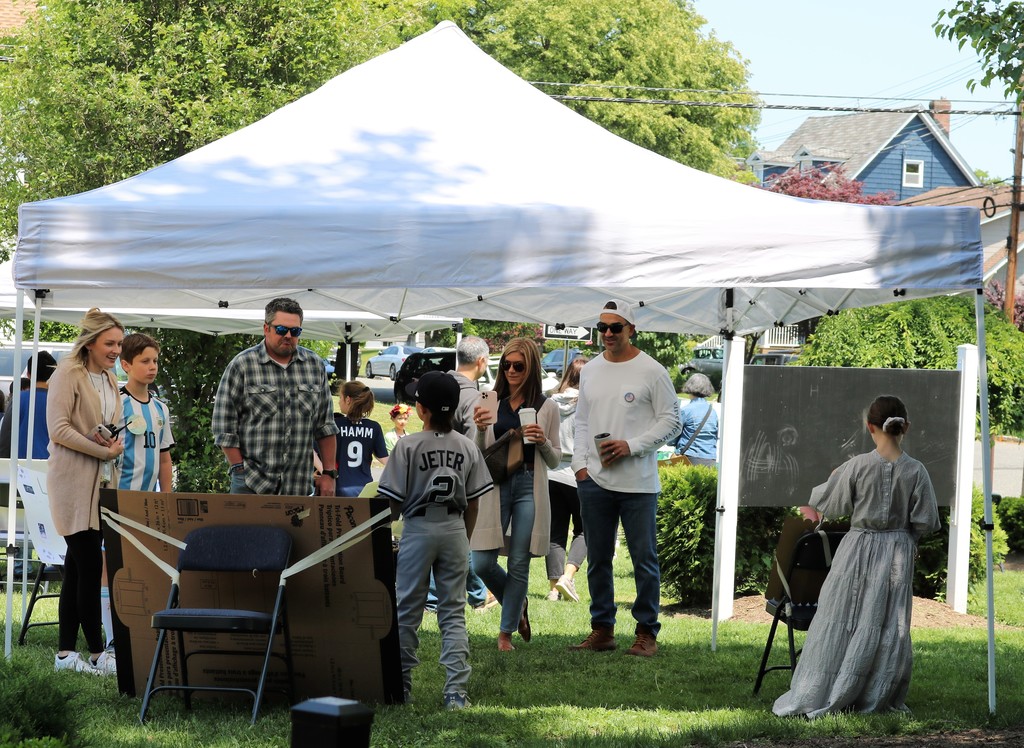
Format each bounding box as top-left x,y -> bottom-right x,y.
593,432 -> 612,466
518,407 -> 537,443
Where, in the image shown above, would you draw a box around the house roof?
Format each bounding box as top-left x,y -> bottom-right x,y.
0,0 -> 32,32
752,109 -> 978,185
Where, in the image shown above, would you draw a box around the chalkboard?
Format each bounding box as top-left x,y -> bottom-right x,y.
739,367 -> 960,507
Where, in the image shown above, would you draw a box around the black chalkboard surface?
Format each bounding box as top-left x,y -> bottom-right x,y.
739,366 -> 960,507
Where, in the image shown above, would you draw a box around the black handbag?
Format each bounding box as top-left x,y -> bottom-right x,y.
483,428 -> 523,484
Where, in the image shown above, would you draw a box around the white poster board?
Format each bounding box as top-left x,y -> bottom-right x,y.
17,466 -> 66,565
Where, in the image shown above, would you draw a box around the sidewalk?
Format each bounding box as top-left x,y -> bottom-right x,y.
974,438 -> 1024,499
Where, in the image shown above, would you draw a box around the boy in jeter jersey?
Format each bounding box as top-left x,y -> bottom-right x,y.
118,333 -> 174,492
377,371 -> 492,711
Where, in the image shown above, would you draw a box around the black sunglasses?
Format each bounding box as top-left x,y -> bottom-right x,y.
272,325 -> 303,337
596,322 -> 627,334
500,360 -> 527,373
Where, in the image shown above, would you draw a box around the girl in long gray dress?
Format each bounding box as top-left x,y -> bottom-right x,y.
773,395 -> 940,719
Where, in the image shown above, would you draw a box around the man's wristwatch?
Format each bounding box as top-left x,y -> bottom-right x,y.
321,469 -> 339,479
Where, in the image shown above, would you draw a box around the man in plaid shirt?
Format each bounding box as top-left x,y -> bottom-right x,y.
213,297 -> 339,496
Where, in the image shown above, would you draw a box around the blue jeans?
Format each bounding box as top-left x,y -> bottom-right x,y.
426,554 -> 489,609
472,468 -> 535,634
578,478 -> 661,637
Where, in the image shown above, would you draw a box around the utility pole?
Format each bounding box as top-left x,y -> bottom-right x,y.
1006,100 -> 1024,320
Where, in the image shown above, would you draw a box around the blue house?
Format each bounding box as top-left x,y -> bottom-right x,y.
746,100 -> 979,200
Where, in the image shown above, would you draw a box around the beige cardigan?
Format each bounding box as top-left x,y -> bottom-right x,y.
470,397 -> 560,556
46,362 -> 123,537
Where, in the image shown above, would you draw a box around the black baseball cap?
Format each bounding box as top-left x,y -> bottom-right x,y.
405,371 -> 460,414
27,351 -> 58,383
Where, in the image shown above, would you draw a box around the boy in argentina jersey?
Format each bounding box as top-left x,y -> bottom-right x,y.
377,371 -> 492,710
118,333 -> 174,493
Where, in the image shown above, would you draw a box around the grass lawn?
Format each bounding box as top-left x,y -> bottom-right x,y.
3,547 -> 1024,747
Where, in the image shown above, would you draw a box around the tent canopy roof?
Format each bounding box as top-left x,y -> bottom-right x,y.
14,22 -> 983,335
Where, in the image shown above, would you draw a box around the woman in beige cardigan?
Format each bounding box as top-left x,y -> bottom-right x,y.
470,338 -> 560,651
47,309 -> 124,675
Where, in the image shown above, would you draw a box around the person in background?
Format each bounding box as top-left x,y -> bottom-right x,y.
213,297 -> 339,496
774,395 -> 939,719
385,403 -> 412,452
471,338 -> 560,651
545,355 -> 589,603
0,350 -> 57,459
333,380 -> 388,497
47,309 -> 124,675
570,299 -> 680,657
674,373 -> 719,466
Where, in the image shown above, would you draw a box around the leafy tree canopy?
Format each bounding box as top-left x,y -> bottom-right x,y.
935,2 -> 1024,102
763,164 -> 895,205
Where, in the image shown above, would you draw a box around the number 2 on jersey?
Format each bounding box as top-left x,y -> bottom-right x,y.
426,476 -> 455,506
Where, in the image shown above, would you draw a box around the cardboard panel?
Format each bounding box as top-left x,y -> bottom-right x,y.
100,489 -> 402,705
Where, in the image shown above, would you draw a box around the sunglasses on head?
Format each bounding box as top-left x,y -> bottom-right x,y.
596,322 -> 627,334
500,360 -> 527,373
272,325 -> 303,338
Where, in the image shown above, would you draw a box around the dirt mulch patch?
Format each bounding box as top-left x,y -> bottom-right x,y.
719,726 -> 1024,747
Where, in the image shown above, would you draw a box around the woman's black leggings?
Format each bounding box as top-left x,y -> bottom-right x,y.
58,528 -> 104,653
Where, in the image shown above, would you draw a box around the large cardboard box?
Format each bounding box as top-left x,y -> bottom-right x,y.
100,489 -> 402,705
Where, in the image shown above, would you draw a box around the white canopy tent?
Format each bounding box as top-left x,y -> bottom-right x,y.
8,22 -> 997,709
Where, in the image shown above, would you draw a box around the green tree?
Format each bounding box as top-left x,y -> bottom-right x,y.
935,2 -> 1024,102
800,295 -> 1024,436
419,0 -> 759,177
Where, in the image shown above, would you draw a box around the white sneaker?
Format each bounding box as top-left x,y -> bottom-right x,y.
54,652 -> 92,673
545,588 -> 561,602
88,650 -> 117,676
555,576 -> 580,602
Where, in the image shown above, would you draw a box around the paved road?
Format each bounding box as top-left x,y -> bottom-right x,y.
976,438 -> 1024,500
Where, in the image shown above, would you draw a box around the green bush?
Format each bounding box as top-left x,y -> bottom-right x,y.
995,495 -> 1024,553
915,486 -> 1008,600
656,464 -> 787,606
0,658 -> 78,745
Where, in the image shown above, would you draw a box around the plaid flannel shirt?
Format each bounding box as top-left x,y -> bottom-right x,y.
212,342 -> 338,496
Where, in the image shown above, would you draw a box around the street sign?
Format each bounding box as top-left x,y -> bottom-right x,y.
544,324 -> 592,341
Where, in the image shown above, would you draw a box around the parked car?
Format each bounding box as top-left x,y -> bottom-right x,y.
364,344 -> 422,380
680,346 -> 724,389
749,352 -> 799,366
393,348 -> 495,404
541,348 -> 583,378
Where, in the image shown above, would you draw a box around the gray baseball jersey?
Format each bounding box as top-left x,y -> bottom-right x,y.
377,429 -> 492,515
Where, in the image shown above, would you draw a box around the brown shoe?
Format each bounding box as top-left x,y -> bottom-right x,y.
569,626 -> 616,652
625,626 -> 657,657
517,599 -> 531,642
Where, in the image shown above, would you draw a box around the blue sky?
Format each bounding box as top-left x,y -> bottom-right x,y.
694,0 -> 1016,181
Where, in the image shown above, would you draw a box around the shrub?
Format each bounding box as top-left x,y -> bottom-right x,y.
995,495 -> 1024,553
0,658 -> 78,744
656,464 -> 787,605
915,486 -> 1008,600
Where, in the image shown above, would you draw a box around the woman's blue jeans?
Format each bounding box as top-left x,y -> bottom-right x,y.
472,468 -> 535,634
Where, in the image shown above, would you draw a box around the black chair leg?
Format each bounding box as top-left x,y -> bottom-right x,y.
17,565 -> 46,645
177,631 -> 192,712
140,628 -> 168,724
754,609 -> 784,695
786,620 -> 798,672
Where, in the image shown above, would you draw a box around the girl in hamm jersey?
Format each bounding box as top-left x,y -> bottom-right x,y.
333,380 -> 388,497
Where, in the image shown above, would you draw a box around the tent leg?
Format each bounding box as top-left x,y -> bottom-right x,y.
974,290 -> 996,715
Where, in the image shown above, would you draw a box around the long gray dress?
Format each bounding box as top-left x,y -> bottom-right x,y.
772,450 -> 940,719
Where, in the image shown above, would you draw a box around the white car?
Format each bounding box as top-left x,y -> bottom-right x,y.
364,345 -> 422,380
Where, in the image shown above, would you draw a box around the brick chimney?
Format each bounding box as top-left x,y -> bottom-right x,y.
930,98 -> 951,135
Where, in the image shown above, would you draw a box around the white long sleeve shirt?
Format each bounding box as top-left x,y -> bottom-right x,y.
571,351 -> 681,493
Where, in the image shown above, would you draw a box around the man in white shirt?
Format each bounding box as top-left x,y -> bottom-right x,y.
570,299 -> 680,656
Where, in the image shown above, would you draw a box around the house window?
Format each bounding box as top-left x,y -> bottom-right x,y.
903,160 -> 924,188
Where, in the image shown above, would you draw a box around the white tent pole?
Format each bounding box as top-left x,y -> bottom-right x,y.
947,345 -> 978,613
712,329 -> 744,650
974,290 -> 996,714
17,300 -> 43,622
4,290 -> 26,658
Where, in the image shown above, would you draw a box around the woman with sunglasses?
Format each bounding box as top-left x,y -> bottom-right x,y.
471,338 -> 561,651
47,308 -> 125,675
